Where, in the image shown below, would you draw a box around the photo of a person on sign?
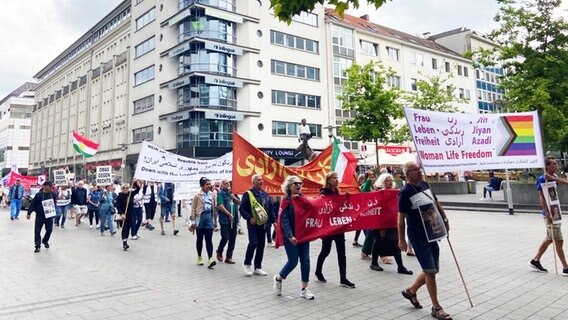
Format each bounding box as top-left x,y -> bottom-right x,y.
550,204 -> 562,223
548,187 -> 558,202
418,203 -> 447,242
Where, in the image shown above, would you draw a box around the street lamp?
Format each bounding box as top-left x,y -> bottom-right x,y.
118,143 -> 128,183
45,159 -> 52,181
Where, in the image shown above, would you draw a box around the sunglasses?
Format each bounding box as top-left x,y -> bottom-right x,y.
293,182 -> 303,186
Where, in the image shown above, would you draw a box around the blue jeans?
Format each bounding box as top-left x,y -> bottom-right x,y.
410,239 -> 440,274
99,208 -> 115,234
55,205 -> 68,226
279,238 -> 310,283
131,207 -> 143,236
244,225 -> 266,269
10,199 -> 22,218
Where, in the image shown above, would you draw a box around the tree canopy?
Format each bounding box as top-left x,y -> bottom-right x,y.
486,0 -> 568,151
270,0 -> 391,23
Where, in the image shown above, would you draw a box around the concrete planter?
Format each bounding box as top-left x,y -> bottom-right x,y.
429,181 -> 477,195
502,182 -> 566,205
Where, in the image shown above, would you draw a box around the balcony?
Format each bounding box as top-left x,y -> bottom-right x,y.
179,0 -> 236,12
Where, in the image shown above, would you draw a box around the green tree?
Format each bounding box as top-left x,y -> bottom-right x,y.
270,0 -> 391,23
486,0 -> 568,151
391,72 -> 462,142
339,62 -> 402,143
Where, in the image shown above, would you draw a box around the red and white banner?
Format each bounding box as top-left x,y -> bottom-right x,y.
6,171 -> 41,190
277,190 -> 398,245
377,145 -> 412,155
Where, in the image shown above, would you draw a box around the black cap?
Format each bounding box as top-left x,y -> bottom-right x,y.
43,181 -> 53,187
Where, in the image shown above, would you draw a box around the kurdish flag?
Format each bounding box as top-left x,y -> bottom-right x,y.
72,131 -> 99,157
331,137 -> 358,184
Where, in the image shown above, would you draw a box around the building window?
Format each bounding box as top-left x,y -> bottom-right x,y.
271,90 -> 321,109
10,110 -> 31,119
332,25 -> 355,57
133,125 -> 153,143
134,65 -> 155,86
176,113 -> 234,148
270,30 -> 319,54
387,75 -> 401,88
133,95 -> 154,114
291,11 -> 317,26
386,47 -> 399,61
272,121 -> 321,138
19,125 -> 32,129
178,78 -> 237,110
458,88 -> 465,99
178,43 -> 236,76
445,62 -> 451,72
333,56 -> 353,85
8,125 -> 14,129
271,60 -> 320,81
409,52 -> 424,66
135,37 -> 155,58
432,58 -> 438,70
465,89 -> 471,100
476,69 -> 481,79
136,8 -> 155,31
463,67 -> 469,77
360,40 -> 378,56
411,78 -> 417,91
18,146 -> 30,151
457,65 -> 463,76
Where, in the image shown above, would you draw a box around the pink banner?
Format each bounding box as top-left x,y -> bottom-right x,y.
7,172 -> 40,190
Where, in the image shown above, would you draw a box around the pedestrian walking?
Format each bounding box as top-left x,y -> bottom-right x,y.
71,180 -> 88,226
27,181 -> 57,253
87,185 -> 101,229
116,183 -> 139,251
158,182 -> 178,236
273,175 -> 315,300
142,181 -> 157,230
55,185 -> 71,228
130,180 -> 144,240
191,177 -> 218,268
99,185 -> 117,236
9,179 -> 24,220
216,179 -> 238,264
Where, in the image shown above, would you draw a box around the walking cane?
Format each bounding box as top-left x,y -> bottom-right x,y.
446,237 -> 474,308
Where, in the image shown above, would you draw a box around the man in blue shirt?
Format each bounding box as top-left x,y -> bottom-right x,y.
530,156 -> 568,275
9,179 -> 24,220
158,182 -> 178,236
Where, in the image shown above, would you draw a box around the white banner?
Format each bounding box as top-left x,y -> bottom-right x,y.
134,141 -> 232,186
96,166 -> 113,186
404,108 -> 544,173
53,170 -> 68,186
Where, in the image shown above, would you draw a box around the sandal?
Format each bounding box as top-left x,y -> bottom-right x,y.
401,289 -> 422,309
431,307 -> 452,320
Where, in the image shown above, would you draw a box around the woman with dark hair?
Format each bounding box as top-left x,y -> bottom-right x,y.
273,176 -> 315,300
314,172 -> 355,288
116,182 -> 141,251
191,177 -> 218,269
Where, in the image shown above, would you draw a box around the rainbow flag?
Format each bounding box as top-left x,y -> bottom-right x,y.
72,131 -> 99,158
498,115 -> 537,156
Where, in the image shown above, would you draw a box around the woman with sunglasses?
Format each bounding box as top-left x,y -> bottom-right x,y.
273,176 -> 315,300
116,182 -> 140,251
314,171 -> 355,288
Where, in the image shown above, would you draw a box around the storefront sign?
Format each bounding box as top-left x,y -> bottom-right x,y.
204,40 -> 243,55
168,42 -> 191,57
260,148 -> 303,159
167,111 -> 190,123
204,110 -> 244,121
168,76 -> 191,90
377,145 -> 412,155
204,75 -> 243,88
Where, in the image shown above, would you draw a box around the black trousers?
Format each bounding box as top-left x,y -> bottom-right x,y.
244,225 -> 266,269
316,232 -> 347,281
144,202 -> 157,220
217,223 -> 238,259
34,217 -> 53,248
197,228 -> 214,258
121,215 -> 134,240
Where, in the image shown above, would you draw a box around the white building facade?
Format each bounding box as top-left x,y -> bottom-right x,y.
0,83 -> 35,176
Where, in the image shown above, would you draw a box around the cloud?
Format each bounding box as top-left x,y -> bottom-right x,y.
0,0 -> 121,99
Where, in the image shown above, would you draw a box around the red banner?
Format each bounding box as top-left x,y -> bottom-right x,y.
7,172 -> 40,190
377,145 -> 412,155
277,190 -> 398,245
232,133 -> 360,195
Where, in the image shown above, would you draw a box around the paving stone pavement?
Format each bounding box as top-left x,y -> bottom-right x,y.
1,206 -> 567,320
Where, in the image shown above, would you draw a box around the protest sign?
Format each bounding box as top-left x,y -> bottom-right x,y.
134,141 -> 232,186
404,107 -> 544,173
53,170 -> 68,186
277,190 -> 398,245
96,166 -> 113,186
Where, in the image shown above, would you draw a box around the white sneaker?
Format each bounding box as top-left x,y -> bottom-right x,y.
479,197 -> 486,201
89,225 -> 93,229
253,268 -> 268,276
243,264 -> 253,276
300,288 -> 315,300
268,242 -> 275,247
273,275 -> 282,296
131,235 -> 139,240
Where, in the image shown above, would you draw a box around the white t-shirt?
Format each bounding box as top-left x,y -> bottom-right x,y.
299,125 -> 311,136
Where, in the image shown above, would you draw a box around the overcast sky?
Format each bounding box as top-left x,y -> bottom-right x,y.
1,0 -> 565,99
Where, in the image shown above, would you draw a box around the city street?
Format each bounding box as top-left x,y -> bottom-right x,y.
1,206 -> 567,320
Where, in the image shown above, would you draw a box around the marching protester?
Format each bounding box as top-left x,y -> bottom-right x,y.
530,156 -> 568,275
370,173 -> 413,275
55,185 -> 71,228
398,161 -> 452,320
314,172 -> 355,288
142,181 -> 157,230
27,181 -> 57,252
239,174 -> 272,276
358,170 -> 377,259
9,178 -> 24,220
116,182 -> 140,251
266,196 -> 279,247
273,175 -> 315,300
191,177 -> 218,269
87,185 -> 101,229
159,182 -> 178,236
130,180 -> 144,240
216,179 -> 238,264
99,185 -> 117,236
71,180 -> 88,227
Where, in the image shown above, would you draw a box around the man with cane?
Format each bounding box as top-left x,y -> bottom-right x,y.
530,156 -> 568,275
398,161 -> 452,320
